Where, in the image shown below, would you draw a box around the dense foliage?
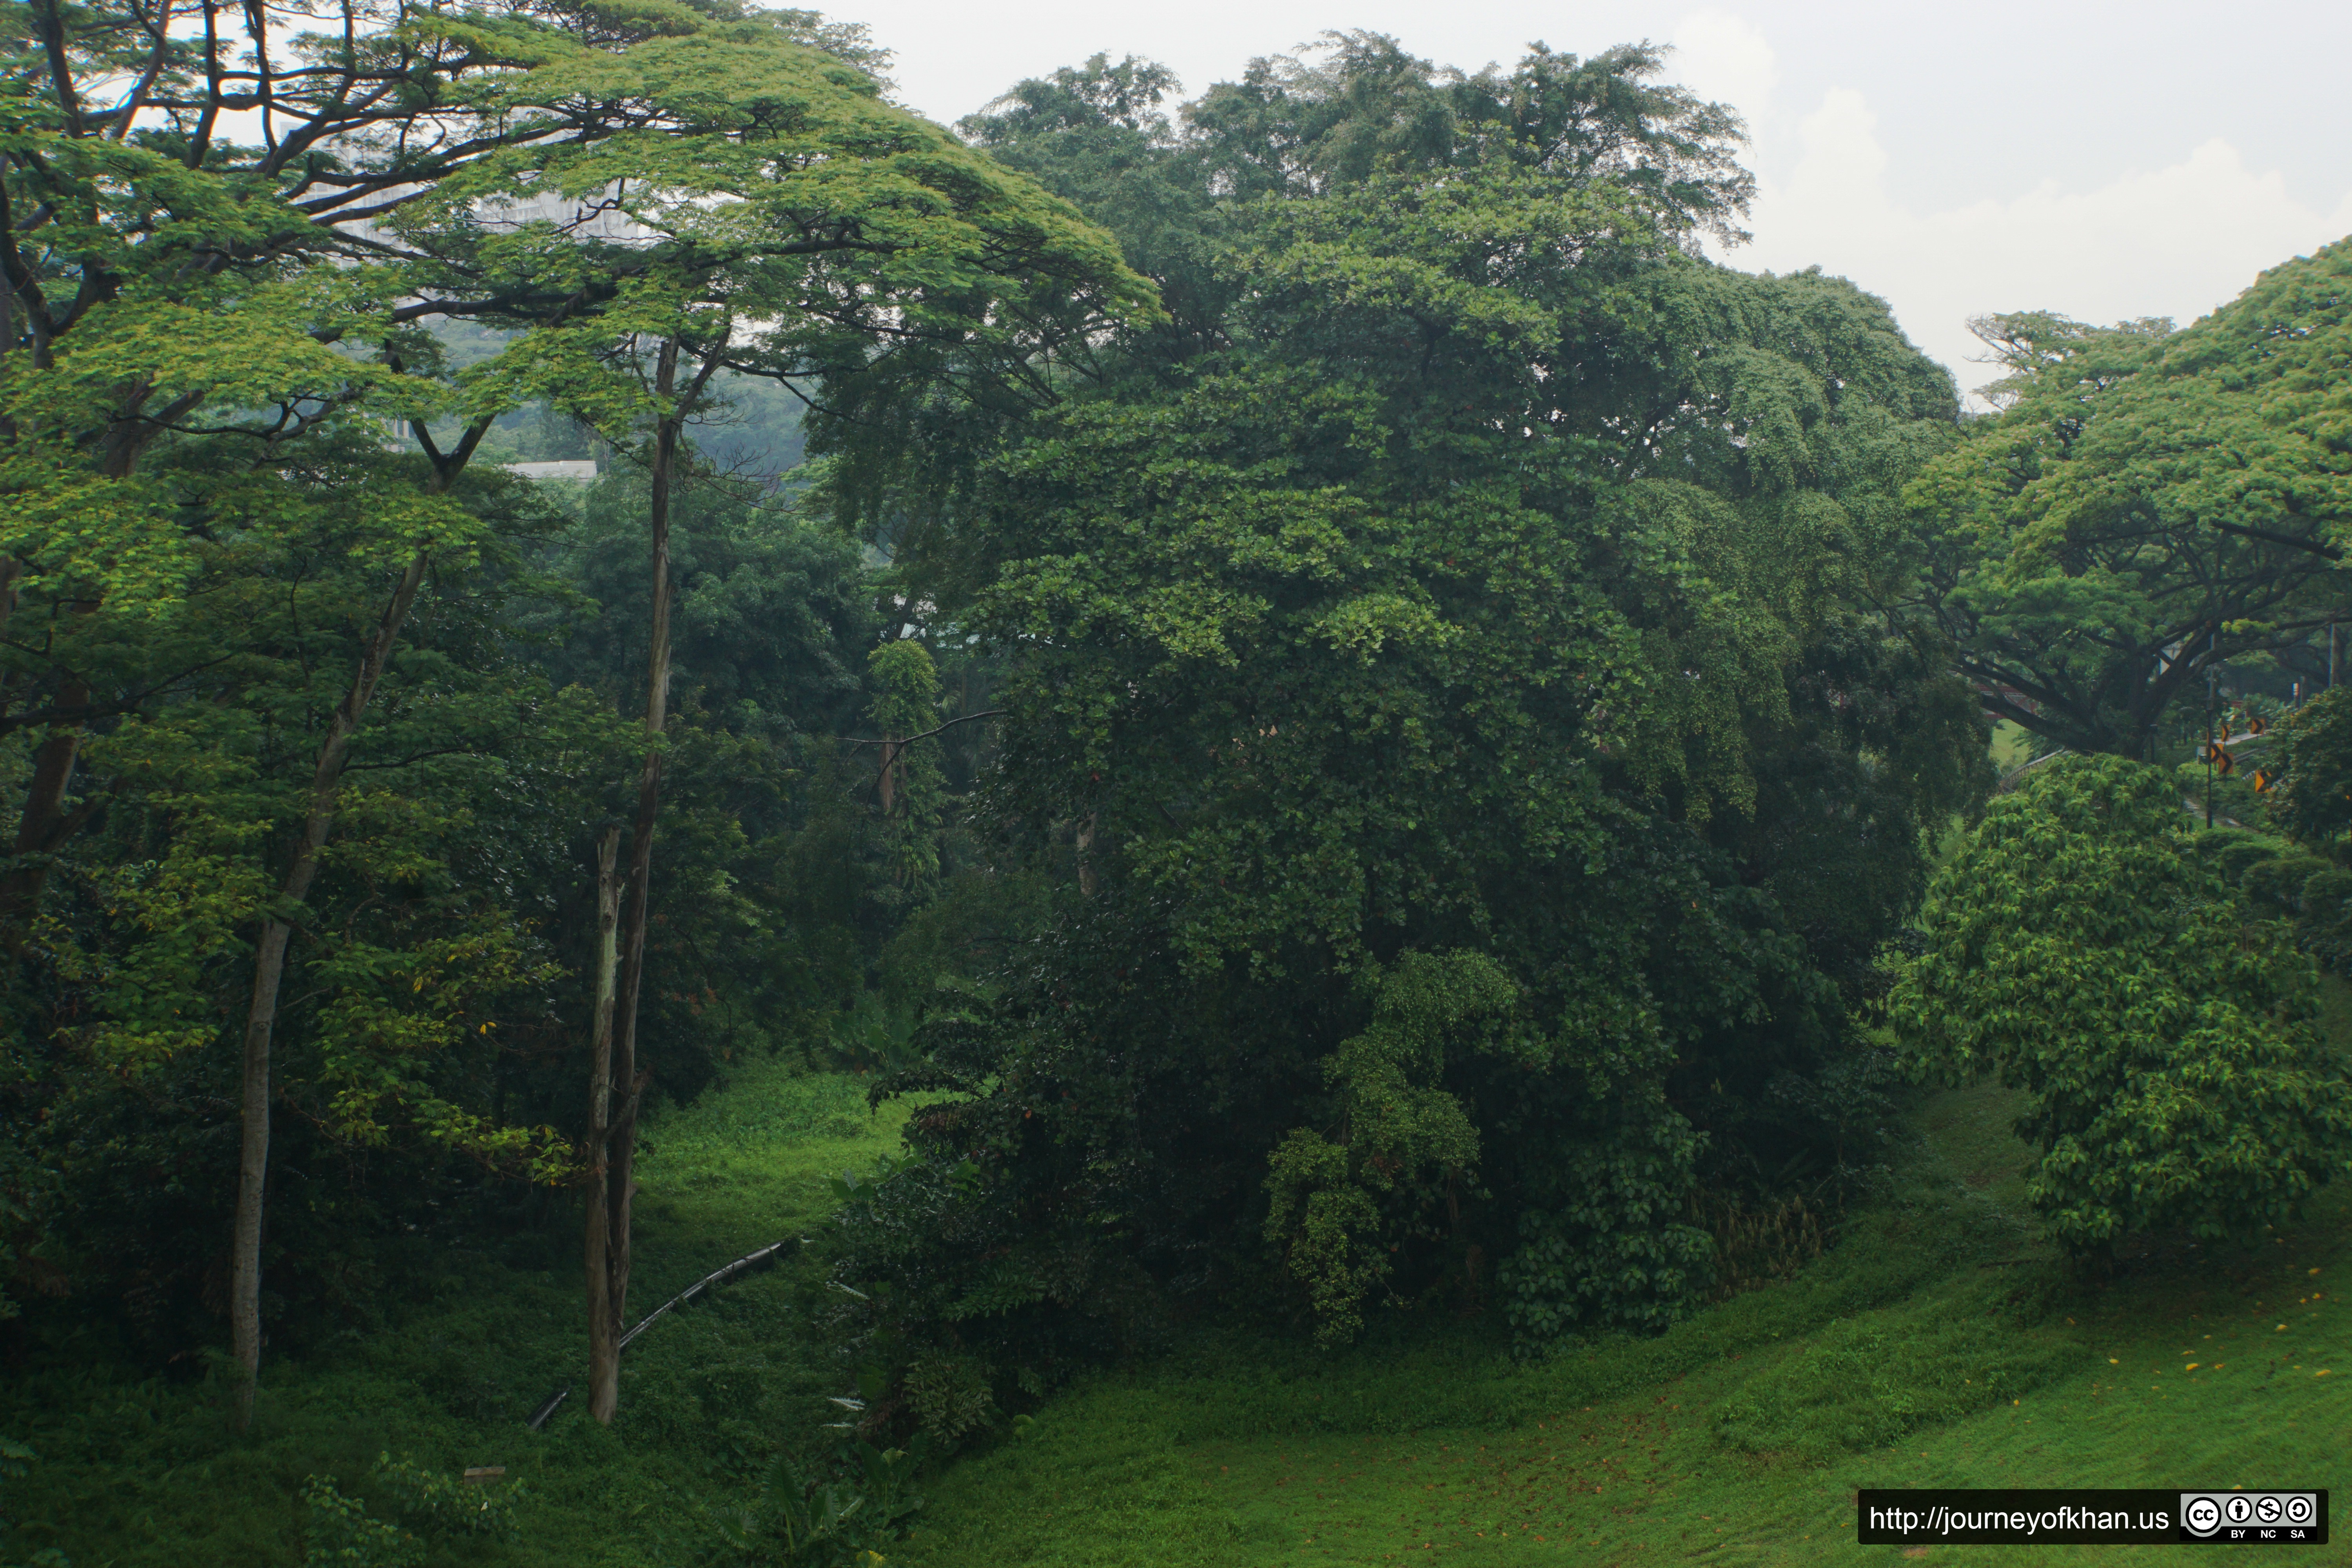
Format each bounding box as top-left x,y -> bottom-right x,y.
0,0 -> 1142,1405
7,4 -> 2341,1541
2265,685 -> 2352,850
1902,240 -> 2352,757
1890,755 -> 2352,1259
822,40 -> 1985,1398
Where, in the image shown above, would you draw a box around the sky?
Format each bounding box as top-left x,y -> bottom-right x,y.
860,0 -> 2352,403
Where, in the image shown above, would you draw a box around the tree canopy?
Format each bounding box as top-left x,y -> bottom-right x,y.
1903,240 -> 2352,755
13,9 -> 2341,1530
0,0 -> 1148,1415
826,42 -> 1984,1374
1889,754 -> 2352,1257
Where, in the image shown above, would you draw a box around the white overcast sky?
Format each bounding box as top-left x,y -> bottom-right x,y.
860,0 -> 2352,403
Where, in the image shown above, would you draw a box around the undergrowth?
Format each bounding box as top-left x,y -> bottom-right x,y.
0,1055 -> 905,1567
890,1083 -> 2349,1566
2,1054 -> 2345,1566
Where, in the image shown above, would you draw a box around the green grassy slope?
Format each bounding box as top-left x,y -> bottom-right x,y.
896,1085 -> 2348,1567
5,1063 -> 2345,1566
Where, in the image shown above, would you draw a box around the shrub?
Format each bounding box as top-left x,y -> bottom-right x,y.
2187,826 -> 2278,884
702,1439 -> 927,1568
2241,853 -> 2333,912
300,1478 -> 421,1568
2267,686 -> 2352,848
372,1454 -> 522,1536
2302,867 -> 2352,915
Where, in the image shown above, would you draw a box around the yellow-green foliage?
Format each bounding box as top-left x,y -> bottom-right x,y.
1891,754 -> 2352,1257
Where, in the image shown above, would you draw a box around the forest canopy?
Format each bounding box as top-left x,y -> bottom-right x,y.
822,40 -> 1985,1370
1904,239 -> 2352,755
2,4 -> 2347,1504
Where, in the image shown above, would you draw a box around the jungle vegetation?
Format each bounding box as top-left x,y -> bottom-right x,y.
1,3 -> 2348,1563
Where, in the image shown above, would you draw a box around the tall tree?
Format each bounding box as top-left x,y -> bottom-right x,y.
226,422 -> 506,1427
583,330 -> 724,1424
826,40 -> 1981,1394
385,11 -> 1156,1417
1902,240 -> 2352,755
0,0 -> 759,1420
0,0 -> 700,936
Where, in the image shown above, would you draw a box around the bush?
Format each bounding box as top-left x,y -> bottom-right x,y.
701,1439 -> 928,1567
2267,687 -> 2352,848
2302,867 -> 2352,915
2241,853 -> 2333,912
301,1478 -> 422,1568
372,1453 -> 523,1537
2199,828 -> 2284,885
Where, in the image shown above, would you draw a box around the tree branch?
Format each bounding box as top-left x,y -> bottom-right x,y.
838,710 -> 1004,750
2205,519 -> 2343,562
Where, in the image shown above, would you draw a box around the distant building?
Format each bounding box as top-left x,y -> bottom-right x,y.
505,459 -> 599,481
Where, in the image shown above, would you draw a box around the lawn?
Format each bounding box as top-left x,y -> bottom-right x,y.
4,1060 -> 2344,1566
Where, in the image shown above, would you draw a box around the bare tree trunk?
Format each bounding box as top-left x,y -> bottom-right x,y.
581,825 -> 624,1423
230,424 -> 488,1431
590,335 -> 726,1412
603,341 -> 683,1369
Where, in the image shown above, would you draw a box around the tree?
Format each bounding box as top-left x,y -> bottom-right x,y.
1888,753 -> 2352,1260
0,0 -> 1134,1421
377,10 -> 1154,1420
1179,33 -> 1753,240
0,0 -> 744,935
828,40 -> 1982,1387
864,640 -> 948,892
1902,237 -> 2352,756
0,0 -> 735,1423
2264,686 -> 2352,851
18,419 -> 619,1384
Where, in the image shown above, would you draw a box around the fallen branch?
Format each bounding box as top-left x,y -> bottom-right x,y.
837,710 -> 1004,751
526,1237 -> 800,1430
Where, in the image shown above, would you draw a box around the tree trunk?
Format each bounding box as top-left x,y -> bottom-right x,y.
589,334 -> 726,1413
230,424 -> 487,1431
582,825 -> 624,1423
602,340 -> 683,1371
0,676 -> 89,945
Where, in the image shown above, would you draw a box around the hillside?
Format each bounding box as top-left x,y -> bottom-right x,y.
7,1058 -> 2341,1566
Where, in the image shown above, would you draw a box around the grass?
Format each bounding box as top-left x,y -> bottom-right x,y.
4,1061 -> 2347,1566
894,1087 -> 2350,1566
0,1054 -> 911,1567
1989,721 -> 2041,773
